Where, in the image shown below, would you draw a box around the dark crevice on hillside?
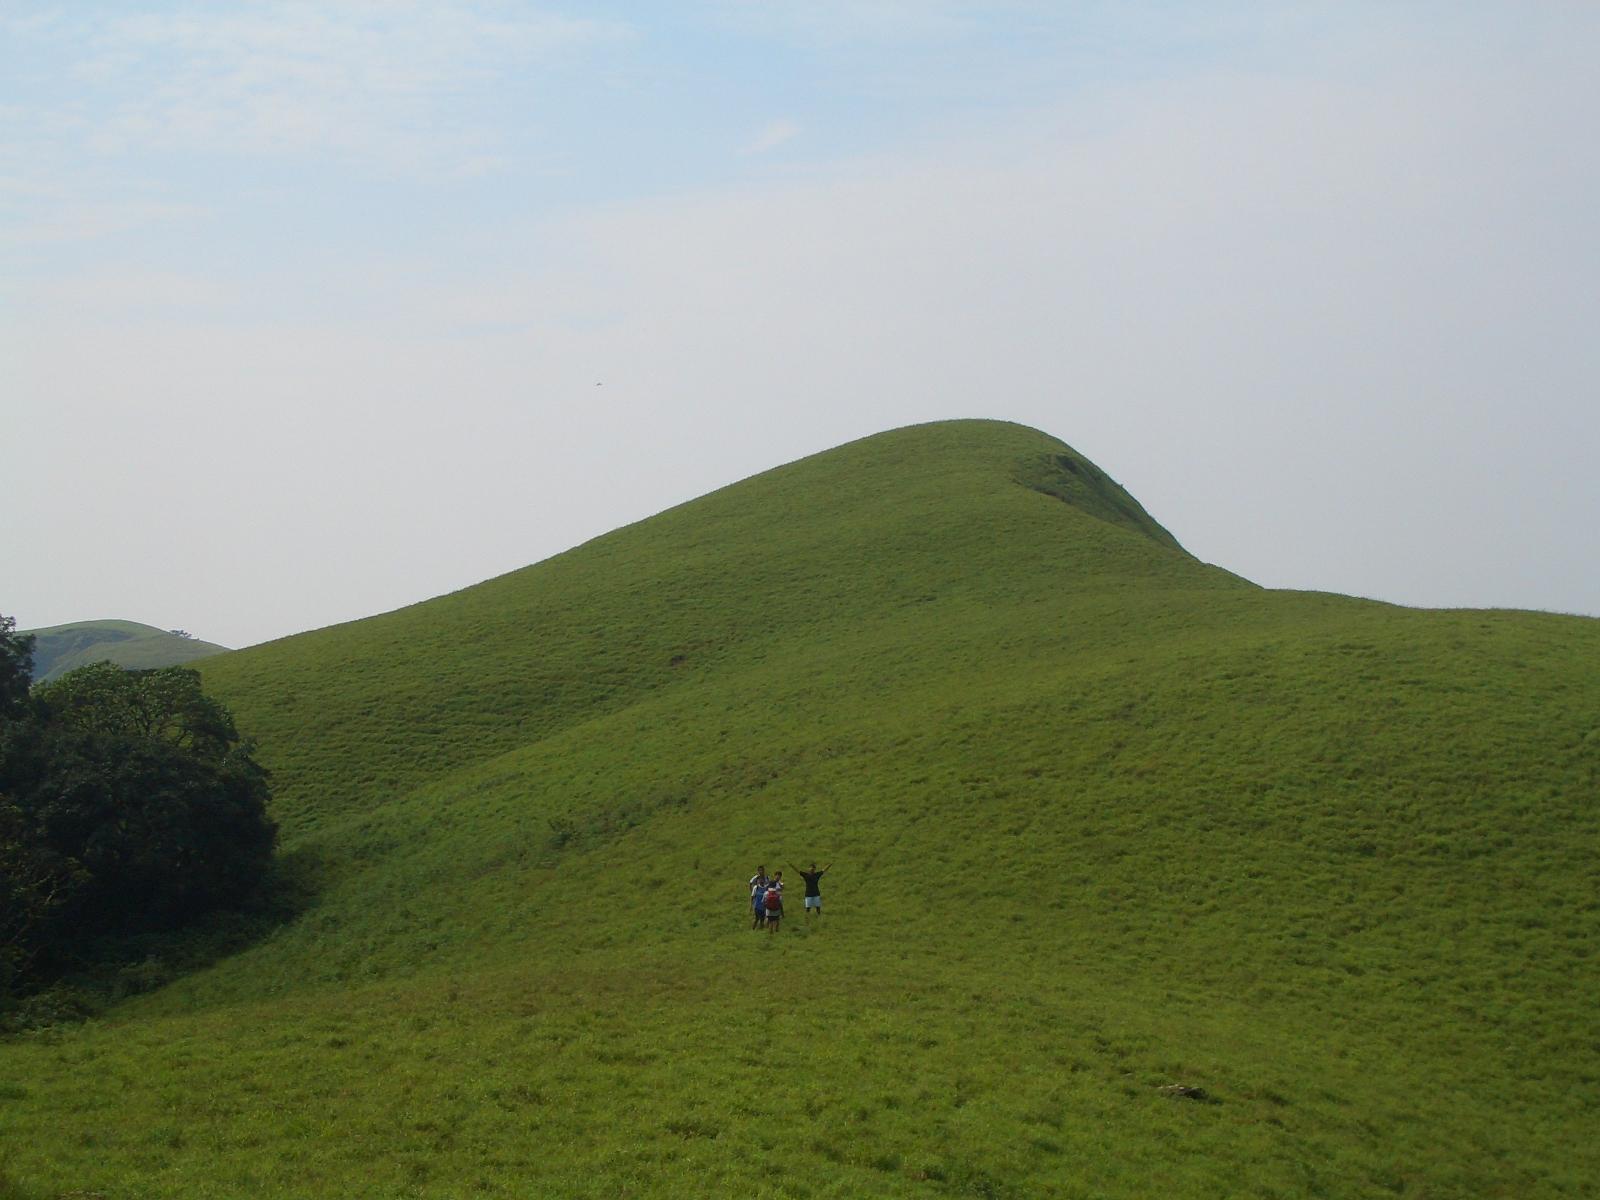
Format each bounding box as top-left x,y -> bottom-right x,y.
1012,451 -> 1185,554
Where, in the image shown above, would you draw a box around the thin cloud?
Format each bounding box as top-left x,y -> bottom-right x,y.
29,268 -> 232,314
0,198 -> 209,249
709,1 -> 984,46
743,119 -> 802,154
8,3 -> 635,174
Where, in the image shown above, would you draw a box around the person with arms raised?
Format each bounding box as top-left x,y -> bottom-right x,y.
791,861 -> 831,921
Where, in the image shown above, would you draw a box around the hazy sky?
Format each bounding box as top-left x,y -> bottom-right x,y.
4,2 -> 1597,648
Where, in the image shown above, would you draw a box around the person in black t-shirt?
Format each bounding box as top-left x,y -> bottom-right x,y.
790,861 -> 831,919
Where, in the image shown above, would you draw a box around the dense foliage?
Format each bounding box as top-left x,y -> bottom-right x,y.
0,619 -> 274,996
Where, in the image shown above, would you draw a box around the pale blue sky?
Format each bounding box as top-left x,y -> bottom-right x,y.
4,3 -> 1597,646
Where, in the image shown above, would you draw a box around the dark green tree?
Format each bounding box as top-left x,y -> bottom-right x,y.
0,619 -> 275,995
24,728 -> 274,929
0,614 -> 33,719
37,661 -> 242,760
0,613 -> 47,989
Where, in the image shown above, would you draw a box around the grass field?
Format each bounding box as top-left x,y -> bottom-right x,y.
3,420 -> 1596,1198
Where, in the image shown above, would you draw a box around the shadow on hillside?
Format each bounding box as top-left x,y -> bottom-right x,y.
1012,450 -> 1185,551
0,849 -> 322,1037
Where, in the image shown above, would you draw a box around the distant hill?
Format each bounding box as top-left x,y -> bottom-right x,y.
3,420 -> 1597,1199
22,619 -> 229,682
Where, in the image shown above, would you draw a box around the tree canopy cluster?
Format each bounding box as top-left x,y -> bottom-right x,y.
1,615 -> 276,996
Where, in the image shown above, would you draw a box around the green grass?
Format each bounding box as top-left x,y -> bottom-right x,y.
3,419 -> 1597,1198
22,619 -> 228,683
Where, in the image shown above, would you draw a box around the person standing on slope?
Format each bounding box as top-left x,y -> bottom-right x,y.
764,872 -> 785,933
791,861 -> 831,920
750,866 -> 769,929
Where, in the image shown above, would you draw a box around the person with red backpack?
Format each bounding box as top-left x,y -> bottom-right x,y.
763,871 -> 785,932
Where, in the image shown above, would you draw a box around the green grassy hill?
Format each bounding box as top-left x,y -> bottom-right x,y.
22,619 -> 228,683
2,420 -> 1597,1199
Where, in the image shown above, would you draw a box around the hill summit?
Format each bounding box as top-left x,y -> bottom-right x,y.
197,420 -> 1234,828
3,419 -> 1597,1200
22,619 -> 228,683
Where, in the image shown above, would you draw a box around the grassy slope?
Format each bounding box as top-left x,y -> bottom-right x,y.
2,420 -> 1597,1199
23,619 -> 228,683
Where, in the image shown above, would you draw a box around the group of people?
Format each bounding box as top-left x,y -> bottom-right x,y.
747,862 -> 831,932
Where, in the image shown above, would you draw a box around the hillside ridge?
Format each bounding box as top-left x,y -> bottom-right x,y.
23,618 -> 229,683
197,420 -> 1236,824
